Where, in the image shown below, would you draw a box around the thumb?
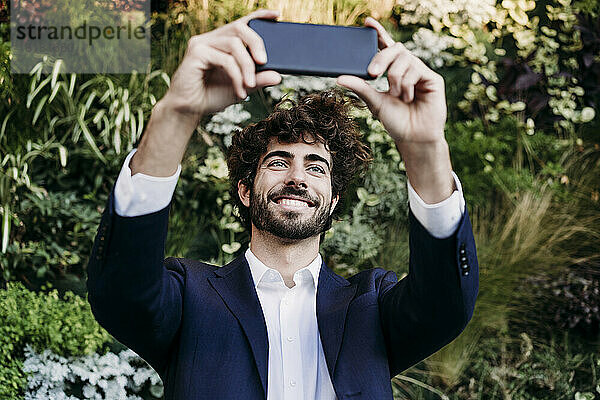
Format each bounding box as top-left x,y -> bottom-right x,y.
336,75 -> 383,116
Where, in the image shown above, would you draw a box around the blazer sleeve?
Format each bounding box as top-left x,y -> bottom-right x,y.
86,187 -> 184,375
378,205 -> 479,376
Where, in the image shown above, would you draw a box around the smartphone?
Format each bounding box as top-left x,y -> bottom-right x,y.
248,19 -> 378,80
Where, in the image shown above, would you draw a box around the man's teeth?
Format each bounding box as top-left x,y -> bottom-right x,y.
277,198 -> 309,207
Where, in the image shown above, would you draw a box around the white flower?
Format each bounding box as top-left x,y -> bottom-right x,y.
24,347 -> 163,399
205,103 -> 251,136
405,28 -> 455,68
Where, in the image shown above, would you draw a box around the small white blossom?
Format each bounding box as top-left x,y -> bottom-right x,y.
205,103 -> 251,136
265,75 -> 338,100
23,346 -> 163,400
405,28 -> 455,68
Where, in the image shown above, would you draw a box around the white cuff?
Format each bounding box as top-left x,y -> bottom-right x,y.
407,171 -> 466,239
114,148 -> 181,217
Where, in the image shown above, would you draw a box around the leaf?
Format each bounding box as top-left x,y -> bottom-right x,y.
93,109 -> 106,125
50,59 -> 63,89
0,109 -> 15,142
574,392 -> 595,400
2,204 -> 9,253
48,81 -> 62,104
356,187 -> 368,202
77,114 -> 106,163
161,72 -> 171,86
26,76 -> 51,108
84,91 -> 97,112
113,127 -> 121,155
32,95 -> 49,125
115,108 -> 124,127
222,242 -> 241,254
58,145 -> 67,167
68,74 -> 76,97
509,7 -> 529,25
130,115 -> 136,146
365,194 -> 380,207
136,108 -> 144,138
124,101 -> 130,122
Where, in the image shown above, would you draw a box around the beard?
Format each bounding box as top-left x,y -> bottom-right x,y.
249,186 -> 332,240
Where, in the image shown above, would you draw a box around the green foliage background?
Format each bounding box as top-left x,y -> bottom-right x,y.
1,0 -> 599,398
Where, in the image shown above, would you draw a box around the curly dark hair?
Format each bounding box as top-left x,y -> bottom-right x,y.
226,88 -> 373,236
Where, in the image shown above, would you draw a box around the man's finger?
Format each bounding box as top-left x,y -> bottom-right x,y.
399,65 -> 421,103
239,23 -> 269,65
364,17 -> 394,49
253,70 -> 282,90
336,75 -> 384,117
387,59 -> 410,98
368,43 -> 408,77
238,8 -> 280,25
200,47 -> 247,99
211,36 -> 257,88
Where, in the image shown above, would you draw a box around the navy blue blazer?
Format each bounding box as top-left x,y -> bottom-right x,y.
86,190 -> 479,399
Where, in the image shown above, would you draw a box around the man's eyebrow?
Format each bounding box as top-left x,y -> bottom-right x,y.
262,150 -> 331,170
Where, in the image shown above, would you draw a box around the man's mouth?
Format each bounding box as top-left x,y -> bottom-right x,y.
271,196 -> 315,209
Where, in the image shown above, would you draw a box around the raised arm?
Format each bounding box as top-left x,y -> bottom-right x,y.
86,9 -> 283,374
336,17 -> 479,375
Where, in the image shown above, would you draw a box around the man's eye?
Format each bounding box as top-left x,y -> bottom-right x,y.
269,160 -> 286,167
309,165 -> 326,174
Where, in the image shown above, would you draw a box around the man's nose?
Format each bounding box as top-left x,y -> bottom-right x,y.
285,164 -> 308,189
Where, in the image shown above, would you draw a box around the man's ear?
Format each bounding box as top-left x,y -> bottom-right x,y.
238,180 -> 251,208
330,194 -> 339,216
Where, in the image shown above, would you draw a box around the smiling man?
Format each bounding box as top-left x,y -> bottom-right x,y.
86,9 -> 479,400
249,143 -> 335,242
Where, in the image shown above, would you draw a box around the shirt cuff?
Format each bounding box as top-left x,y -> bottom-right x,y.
114,148 -> 181,217
407,171 -> 466,239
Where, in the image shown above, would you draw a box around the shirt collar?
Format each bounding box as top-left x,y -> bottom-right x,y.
244,247 -> 322,288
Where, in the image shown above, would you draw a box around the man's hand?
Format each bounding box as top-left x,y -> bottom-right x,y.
335,17 -> 446,144
163,9 -> 283,118
336,18 -> 454,204
131,9 -> 282,177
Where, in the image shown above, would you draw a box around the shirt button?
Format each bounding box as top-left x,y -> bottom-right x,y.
289,380 -> 296,387
287,336 -> 294,342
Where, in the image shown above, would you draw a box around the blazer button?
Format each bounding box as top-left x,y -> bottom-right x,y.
462,270 -> 469,276
460,256 -> 467,263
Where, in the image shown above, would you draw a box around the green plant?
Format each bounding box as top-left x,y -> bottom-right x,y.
450,333 -> 600,400
3,191 -> 102,287
445,116 -> 570,208
0,282 -> 112,398
0,53 -> 169,282
411,145 -> 600,394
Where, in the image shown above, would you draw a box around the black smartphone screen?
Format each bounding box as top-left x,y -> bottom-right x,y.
248,19 -> 378,80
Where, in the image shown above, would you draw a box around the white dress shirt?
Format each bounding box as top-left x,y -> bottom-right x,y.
245,248 -> 336,399
112,148 -> 467,399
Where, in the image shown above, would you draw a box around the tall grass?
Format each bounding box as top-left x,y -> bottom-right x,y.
419,147 -> 600,391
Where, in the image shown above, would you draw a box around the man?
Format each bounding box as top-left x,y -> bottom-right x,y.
86,9 -> 479,400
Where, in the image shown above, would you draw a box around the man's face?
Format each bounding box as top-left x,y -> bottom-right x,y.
239,136 -> 339,240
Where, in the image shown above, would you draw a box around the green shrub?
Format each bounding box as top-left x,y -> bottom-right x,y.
450,333 -> 600,400
0,282 -> 112,398
3,191 -> 102,288
445,116 -> 569,208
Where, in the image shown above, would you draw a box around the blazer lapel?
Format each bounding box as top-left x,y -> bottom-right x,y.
316,260 -> 357,380
207,254 -> 269,396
